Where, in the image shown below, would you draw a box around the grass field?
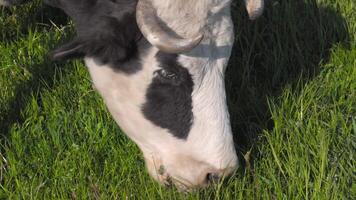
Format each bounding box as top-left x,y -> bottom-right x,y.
0,0 -> 355,199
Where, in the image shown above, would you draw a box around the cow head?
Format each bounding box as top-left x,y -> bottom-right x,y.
5,0 -> 264,190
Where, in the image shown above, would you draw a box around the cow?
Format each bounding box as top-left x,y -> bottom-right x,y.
1,0 -> 264,190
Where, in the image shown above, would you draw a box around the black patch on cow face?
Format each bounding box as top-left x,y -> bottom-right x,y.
47,0 -> 142,74
142,51 -> 194,139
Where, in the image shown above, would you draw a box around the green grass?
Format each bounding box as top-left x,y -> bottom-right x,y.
0,0 -> 355,199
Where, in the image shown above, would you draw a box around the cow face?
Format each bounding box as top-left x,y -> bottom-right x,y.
37,0 -> 264,190
83,38 -> 238,189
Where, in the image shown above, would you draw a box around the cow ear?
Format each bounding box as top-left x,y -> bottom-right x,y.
50,39 -> 85,61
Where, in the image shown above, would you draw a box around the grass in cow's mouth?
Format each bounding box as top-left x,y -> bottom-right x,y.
0,0 -> 355,199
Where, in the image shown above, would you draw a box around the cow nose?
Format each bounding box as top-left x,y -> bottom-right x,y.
203,169 -> 236,186
168,167 -> 236,190
206,172 -> 222,184
186,168 -> 237,189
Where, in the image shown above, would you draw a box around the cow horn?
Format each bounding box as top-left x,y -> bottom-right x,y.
245,0 -> 264,20
136,0 -> 203,53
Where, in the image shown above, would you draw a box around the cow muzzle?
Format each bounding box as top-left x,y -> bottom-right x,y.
144,153 -> 238,191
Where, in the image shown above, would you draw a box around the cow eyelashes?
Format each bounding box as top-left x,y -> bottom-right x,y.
158,69 -> 177,79
154,69 -> 180,85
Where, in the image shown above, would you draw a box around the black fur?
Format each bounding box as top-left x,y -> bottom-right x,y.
47,0 -> 142,73
142,51 -> 194,139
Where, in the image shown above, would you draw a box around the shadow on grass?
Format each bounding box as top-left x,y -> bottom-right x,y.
227,0 -> 350,165
0,2 -> 68,43
0,3 -> 69,142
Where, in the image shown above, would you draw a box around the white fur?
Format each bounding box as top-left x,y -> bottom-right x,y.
86,0 -> 242,189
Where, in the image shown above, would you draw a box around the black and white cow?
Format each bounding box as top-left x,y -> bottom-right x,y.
1,0 -> 264,190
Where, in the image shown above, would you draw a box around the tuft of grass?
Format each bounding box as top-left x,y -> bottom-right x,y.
0,0 -> 355,199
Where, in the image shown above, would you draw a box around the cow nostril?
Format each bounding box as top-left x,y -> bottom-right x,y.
206,173 -> 221,184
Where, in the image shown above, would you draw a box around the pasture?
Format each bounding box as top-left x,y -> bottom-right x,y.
0,0 -> 355,199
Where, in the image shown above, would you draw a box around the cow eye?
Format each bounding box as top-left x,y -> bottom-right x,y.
154,69 -> 180,83
157,69 -> 177,79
